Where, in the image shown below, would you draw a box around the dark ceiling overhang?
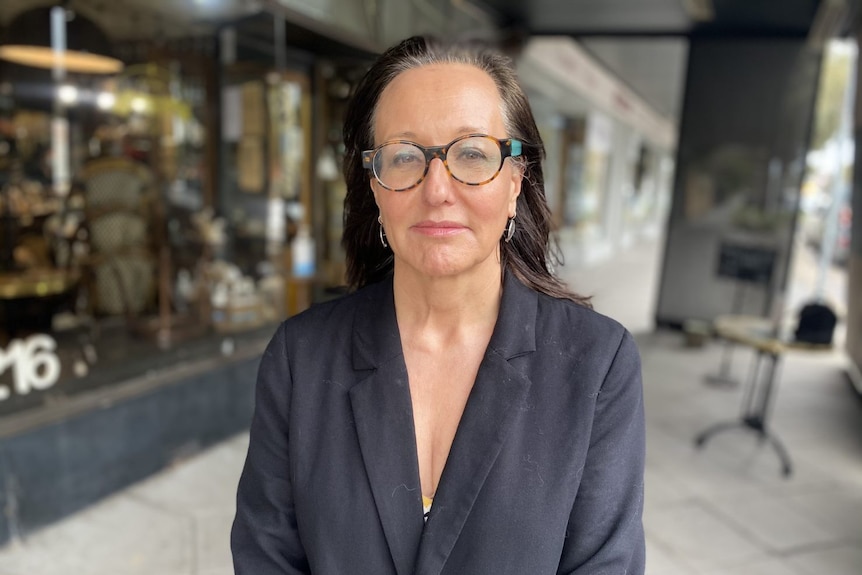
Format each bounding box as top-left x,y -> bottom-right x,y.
477,0 -> 858,39
225,11 -> 378,66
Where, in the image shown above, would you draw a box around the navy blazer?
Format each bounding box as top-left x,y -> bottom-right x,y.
231,273 -> 645,574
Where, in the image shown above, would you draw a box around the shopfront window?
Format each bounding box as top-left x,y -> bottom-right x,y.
0,5 -> 279,417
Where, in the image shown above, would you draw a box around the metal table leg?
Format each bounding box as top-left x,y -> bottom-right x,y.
695,348 -> 793,477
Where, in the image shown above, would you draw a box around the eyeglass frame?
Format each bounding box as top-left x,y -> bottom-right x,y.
361,133 -> 523,192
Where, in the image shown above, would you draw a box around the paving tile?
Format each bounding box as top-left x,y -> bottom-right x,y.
786,442 -> 862,489
701,557 -> 805,575
194,511 -> 235,574
651,454 -> 772,503
788,544 -> 862,575
127,436 -> 245,514
643,501 -> 766,573
743,449 -> 851,498
222,431 -> 250,455
785,489 -> 862,543
644,466 -> 697,515
705,494 -> 836,553
0,495 -> 192,575
645,535 -> 696,575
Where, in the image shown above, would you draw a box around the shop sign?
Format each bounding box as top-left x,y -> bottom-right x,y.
0,335 -> 61,401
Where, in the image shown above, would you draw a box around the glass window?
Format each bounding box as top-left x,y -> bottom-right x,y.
0,7 -> 280,417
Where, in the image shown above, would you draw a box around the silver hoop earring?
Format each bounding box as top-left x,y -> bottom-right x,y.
378,215 -> 389,248
503,216 -> 516,243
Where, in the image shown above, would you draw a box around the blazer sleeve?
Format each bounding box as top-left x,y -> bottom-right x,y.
558,329 -> 646,574
231,323 -> 310,574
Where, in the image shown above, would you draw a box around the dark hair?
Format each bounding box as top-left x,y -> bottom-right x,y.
342,36 -> 590,307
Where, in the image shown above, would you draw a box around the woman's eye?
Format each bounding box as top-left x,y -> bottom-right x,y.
391,152 -> 420,166
458,148 -> 487,162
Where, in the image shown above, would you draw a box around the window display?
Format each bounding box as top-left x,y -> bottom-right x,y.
0,12 -> 282,417
0,2 -> 381,418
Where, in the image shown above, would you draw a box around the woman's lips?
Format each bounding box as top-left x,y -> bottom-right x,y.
411,221 -> 467,236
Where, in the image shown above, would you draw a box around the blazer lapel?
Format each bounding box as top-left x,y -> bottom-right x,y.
414,273 -> 538,575
349,279 -> 424,575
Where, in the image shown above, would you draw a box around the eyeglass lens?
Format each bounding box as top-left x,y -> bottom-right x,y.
373,136 -> 503,190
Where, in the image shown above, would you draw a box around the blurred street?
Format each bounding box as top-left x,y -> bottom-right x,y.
0,235 -> 860,575
1,1 -> 862,574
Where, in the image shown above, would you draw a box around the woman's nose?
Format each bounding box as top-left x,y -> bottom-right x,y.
421,158 -> 454,204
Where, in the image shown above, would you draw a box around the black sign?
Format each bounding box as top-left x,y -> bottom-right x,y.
716,242 -> 777,285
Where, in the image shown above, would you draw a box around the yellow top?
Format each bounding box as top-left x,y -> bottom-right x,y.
422,495 -> 433,520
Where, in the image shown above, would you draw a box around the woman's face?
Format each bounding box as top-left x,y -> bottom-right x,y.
370,63 -> 522,281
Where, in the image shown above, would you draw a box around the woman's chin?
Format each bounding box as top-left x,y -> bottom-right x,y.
395,248 -> 498,280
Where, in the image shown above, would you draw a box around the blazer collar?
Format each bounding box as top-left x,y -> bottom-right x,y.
349,272 -> 537,575
486,271 -> 538,359
351,278 -> 403,371
351,272 -> 538,370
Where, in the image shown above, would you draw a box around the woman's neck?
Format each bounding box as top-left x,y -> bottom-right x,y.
392,263 -> 504,345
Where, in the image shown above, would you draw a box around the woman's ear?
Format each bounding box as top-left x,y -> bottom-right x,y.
508,170 -> 522,218
369,176 -> 380,205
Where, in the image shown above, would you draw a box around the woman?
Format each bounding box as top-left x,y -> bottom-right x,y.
232,36 -> 645,575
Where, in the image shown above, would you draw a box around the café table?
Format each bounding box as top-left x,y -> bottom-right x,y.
694,314 -> 831,477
